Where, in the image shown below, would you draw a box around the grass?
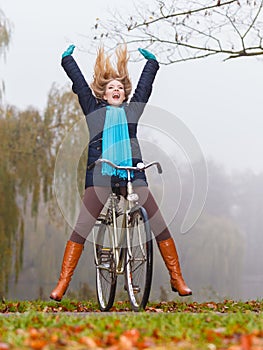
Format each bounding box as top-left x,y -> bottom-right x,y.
2,298 -> 263,313
0,299 -> 263,349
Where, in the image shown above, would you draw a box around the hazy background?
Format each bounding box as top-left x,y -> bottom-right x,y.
1,0 -> 263,302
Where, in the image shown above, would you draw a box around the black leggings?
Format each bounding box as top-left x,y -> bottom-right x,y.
70,186 -> 171,244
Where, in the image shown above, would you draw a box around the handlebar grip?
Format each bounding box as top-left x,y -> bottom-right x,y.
156,163 -> 162,174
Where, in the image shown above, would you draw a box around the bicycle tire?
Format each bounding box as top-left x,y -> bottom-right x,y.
95,218 -> 117,311
125,206 -> 153,311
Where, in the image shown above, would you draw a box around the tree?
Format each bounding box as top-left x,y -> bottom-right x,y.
0,9 -> 11,57
92,0 -> 263,64
0,9 -> 11,101
0,85 -> 83,295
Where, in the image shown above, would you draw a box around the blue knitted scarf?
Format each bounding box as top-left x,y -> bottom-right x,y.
101,106 -> 133,179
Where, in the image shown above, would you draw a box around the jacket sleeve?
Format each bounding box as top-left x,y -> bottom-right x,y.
130,59 -> 159,104
61,55 -> 97,115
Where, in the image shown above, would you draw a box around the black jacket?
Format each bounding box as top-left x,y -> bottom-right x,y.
62,55 -> 159,188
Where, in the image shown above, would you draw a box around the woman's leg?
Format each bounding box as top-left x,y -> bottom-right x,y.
70,186 -> 112,243
50,186 -> 111,301
135,186 -> 170,242
135,186 -> 192,296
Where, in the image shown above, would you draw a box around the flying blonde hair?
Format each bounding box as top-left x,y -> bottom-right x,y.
90,45 -> 132,101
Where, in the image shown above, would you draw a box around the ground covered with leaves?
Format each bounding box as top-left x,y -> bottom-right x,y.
0,299 -> 263,349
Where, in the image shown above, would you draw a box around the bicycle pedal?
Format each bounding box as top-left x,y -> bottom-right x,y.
97,214 -> 106,222
99,249 -> 112,261
97,248 -> 112,268
97,262 -> 111,270
124,284 -> 140,293
132,285 -> 140,293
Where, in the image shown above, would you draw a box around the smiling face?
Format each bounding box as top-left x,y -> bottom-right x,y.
103,80 -> 126,106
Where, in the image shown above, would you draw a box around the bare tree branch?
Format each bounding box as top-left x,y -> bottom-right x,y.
87,0 -> 263,64
242,0 -> 263,39
129,0 -> 238,30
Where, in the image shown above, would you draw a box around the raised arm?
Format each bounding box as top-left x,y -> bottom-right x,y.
61,45 -> 97,115
130,48 -> 160,104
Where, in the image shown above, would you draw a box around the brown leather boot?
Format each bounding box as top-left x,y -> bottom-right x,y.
158,237 -> 192,296
50,241 -> 83,301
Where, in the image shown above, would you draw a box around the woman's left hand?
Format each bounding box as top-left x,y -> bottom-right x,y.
138,48 -> 156,61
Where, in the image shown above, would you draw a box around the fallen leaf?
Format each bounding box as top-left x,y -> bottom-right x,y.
122,329 -> 140,345
79,336 -> 97,348
27,339 -> 47,350
241,334 -> 252,350
118,335 -> 133,349
29,328 -> 41,339
105,332 -> 118,346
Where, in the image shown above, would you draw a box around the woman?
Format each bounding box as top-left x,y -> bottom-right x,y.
50,44 -> 192,301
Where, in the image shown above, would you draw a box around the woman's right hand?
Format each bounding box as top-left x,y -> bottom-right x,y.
62,44 -> 75,58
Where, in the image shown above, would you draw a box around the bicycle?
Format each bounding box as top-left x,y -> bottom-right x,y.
88,158 -> 162,312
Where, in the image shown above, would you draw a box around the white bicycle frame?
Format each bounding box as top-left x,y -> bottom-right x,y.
91,159 -> 162,275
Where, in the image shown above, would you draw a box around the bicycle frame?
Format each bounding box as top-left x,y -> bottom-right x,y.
91,159 -> 162,310
92,159 -> 162,266
93,168 -> 137,275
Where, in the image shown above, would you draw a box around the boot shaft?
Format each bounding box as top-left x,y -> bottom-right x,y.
50,240 -> 84,301
158,237 -> 181,274
158,237 -> 192,296
60,240 -> 84,280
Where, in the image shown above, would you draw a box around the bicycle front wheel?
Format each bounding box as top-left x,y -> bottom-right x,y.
95,219 -> 117,311
125,206 -> 153,311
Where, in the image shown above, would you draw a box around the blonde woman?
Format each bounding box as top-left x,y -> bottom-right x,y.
50,44 -> 192,301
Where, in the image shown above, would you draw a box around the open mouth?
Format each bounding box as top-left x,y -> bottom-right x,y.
112,92 -> 120,100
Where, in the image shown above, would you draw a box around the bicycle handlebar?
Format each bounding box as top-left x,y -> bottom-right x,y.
87,159 -> 162,174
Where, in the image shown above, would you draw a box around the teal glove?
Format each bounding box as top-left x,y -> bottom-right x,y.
62,44 -> 75,58
138,48 -> 156,61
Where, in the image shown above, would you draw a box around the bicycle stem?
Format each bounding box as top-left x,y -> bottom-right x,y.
126,169 -> 132,196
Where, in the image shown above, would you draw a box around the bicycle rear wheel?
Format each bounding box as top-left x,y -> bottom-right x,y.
125,206 -> 153,311
95,218 -> 117,311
